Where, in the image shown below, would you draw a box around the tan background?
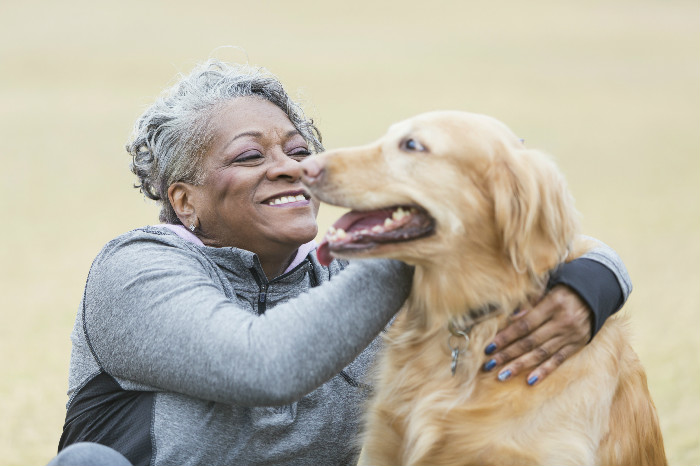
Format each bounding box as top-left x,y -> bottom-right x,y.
0,0 -> 698,464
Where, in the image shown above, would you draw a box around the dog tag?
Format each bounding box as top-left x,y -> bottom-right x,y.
448,331 -> 470,376
450,348 -> 460,376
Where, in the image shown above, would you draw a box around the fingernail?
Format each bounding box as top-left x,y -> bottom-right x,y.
483,359 -> 497,371
485,343 -> 497,355
498,369 -> 511,381
527,375 -> 539,386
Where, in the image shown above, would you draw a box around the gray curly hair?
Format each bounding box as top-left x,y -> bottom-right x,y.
126,59 -> 323,224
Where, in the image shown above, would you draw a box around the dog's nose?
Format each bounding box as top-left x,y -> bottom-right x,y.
300,157 -> 325,186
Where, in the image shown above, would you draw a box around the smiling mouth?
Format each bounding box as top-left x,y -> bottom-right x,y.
317,205 -> 435,265
264,192 -> 310,206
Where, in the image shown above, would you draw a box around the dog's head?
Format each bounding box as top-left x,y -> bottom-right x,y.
302,111 -> 579,289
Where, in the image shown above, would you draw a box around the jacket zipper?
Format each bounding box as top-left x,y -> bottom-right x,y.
250,260 -> 313,315
249,270 -> 269,315
257,282 -> 268,314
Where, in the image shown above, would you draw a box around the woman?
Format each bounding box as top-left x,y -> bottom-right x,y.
53,60 -> 631,466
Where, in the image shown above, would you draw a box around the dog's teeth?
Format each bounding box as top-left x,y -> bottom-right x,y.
384,218 -> 394,227
328,226 -> 337,234
336,228 -> 347,239
360,229 -> 369,235
393,208 -> 407,221
371,225 -> 384,233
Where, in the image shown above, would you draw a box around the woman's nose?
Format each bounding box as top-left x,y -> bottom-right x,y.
267,154 -> 303,181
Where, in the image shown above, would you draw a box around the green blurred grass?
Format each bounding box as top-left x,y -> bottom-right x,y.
0,0 -> 698,464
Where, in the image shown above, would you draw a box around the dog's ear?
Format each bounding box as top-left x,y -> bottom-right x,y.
491,148 -> 579,277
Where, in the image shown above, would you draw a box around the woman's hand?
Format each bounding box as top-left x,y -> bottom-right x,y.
482,285 -> 592,386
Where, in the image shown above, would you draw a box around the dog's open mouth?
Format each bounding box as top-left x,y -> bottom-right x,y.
317,205 -> 435,266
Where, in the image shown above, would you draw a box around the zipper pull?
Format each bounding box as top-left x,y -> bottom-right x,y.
257,282 -> 268,314
259,283 -> 267,303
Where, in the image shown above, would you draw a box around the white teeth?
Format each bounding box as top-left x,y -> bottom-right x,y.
269,194 -> 307,205
326,207 -> 416,243
392,207 -> 409,221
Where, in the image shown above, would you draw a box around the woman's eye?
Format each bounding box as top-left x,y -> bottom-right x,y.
289,148 -> 311,158
234,151 -> 263,163
401,138 -> 426,152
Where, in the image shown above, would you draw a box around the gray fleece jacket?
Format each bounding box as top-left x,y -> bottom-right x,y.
58,226 -> 631,466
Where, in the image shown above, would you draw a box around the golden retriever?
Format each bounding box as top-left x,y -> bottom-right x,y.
300,111 -> 666,466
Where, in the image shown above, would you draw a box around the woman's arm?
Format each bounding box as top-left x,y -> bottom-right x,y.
481,237 -> 631,385
83,231 -> 412,406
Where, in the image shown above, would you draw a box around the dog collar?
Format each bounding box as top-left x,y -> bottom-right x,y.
447,303 -> 500,376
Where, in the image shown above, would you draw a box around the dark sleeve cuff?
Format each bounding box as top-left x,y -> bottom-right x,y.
547,258 -> 624,338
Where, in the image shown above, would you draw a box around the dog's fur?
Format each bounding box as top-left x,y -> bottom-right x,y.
303,111 -> 666,465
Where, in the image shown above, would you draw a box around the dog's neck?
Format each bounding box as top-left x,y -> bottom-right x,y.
409,262 -> 545,327
448,303 -> 500,333
404,263 -> 547,384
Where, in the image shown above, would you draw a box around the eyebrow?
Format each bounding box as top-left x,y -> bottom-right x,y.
223,129 -> 303,153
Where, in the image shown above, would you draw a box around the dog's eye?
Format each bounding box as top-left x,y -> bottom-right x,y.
401,138 -> 427,152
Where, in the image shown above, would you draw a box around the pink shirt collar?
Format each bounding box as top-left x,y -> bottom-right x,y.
156,224 -> 317,274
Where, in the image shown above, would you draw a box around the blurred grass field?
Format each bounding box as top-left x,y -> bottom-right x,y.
0,0 -> 698,464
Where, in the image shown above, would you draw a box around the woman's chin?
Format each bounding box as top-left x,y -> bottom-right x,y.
278,224 -> 318,248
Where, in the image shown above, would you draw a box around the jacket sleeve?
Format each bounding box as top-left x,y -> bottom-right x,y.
548,236 -> 632,337
83,233 -> 412,406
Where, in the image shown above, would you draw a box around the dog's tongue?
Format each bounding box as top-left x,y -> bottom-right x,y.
316,209 -> 392,266
317,240 -> 333,266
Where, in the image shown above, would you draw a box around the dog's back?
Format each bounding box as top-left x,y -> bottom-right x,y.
598,322 -> 667,465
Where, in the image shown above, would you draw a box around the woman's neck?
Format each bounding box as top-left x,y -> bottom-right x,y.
259,250 -> 297,280
193,229 -> 313,280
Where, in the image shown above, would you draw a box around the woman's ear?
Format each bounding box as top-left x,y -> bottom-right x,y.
168,182 -> 198,227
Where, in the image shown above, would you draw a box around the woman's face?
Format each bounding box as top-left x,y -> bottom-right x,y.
189,96 -> 319,255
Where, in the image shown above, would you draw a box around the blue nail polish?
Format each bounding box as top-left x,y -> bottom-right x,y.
484,359 -> 497,371
498,369 -> 511,381
485,343 -> 497,355
527,375 -> 539,386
